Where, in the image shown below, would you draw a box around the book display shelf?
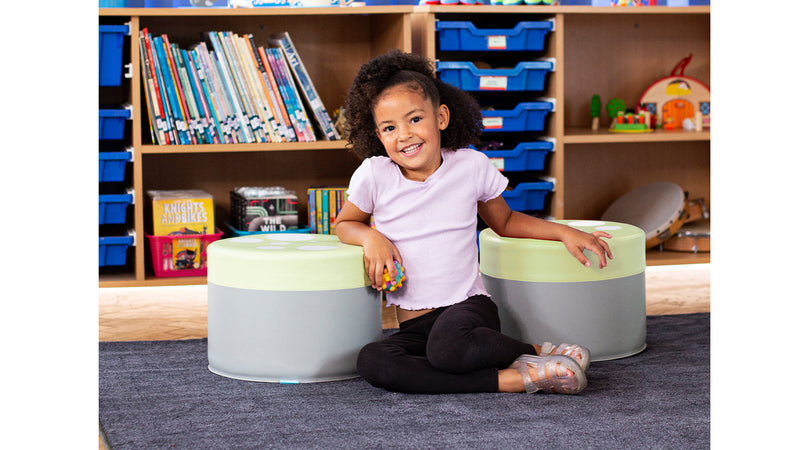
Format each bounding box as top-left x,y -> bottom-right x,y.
99,5 -> 709,288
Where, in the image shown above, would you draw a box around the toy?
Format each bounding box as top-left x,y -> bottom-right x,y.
382,260 -> 406,292
590,94 -> 601,131
638,54 -> 710,130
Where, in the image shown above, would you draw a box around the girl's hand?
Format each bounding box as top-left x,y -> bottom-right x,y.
562,229 -> 613,269
361,230 -> 403,290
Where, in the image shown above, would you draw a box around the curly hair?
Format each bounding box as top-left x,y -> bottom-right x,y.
343,50 -> 483,159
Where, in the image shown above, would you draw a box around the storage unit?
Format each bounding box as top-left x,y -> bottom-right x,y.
99,5 -> 710,288
481,101 -> 554,132
99,107 -> 131,140
480,140 -> 553,172
502,180 -> 554,212
99,6 -> 414,287
99,24 -> 129,86
415,5 -> 710,266
436,20 -> 554,51
99,150 -> 132,183
99,235 -> 135,267
437,60 -> 553,91
99,193 -> 134,225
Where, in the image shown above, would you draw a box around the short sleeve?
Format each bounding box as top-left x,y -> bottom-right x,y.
473,150 -> 509,203
345,158 -> 376,214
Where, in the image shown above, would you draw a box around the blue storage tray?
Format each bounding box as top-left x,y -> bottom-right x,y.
99,235 -> 134,267
99,150 -> 132,183
480,140 -> 553,172
502,181 -> 554,211
438,61 -> 553,92
99,193 -> 133,225
99,25 -> 129,86
482,102 -> 553,132
99,108 -> 131,140
437,21 -> 553,51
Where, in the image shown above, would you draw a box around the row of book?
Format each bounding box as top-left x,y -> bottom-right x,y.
137,29 -> 340,145
307,187 -> 347,235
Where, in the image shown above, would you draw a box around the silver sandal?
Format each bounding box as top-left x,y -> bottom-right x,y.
539,342 -> 591,371
509,354 -> 587,395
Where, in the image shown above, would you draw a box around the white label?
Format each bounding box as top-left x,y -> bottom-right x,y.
487,35 -> 507,50
479,76 -> 508,91
482,117 -> 503,130
489,158 -> 505,171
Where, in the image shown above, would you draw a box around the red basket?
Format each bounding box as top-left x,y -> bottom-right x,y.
147,229 -> 223,278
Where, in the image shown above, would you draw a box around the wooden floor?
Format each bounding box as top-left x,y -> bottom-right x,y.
99,263 -> 710,342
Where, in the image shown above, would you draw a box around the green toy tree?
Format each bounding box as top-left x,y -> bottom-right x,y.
590,94 -> 601,130
606,97 -> 626,129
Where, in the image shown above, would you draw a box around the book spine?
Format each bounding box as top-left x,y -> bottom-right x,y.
258,46 -> 297,142
218,31 -> 266,143
265,48 -> 307,142
195,43 -> 236,143
187,50 -> 222,144
236,34 -> 281,143
172,44 -> 204,144
143,29 -> 173,145
244,34 -> 285,142
138,31 -> 163,145
206,31 -> 254,143
269,47 -> 315,142
161,34 -> 196,144
273,32 -> 341,141
153,36 -> 187,144
307,188 -> 316,233
328,189 -> 337,234
181,48 -> 216,144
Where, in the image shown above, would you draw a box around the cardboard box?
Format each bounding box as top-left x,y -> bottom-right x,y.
148,190 -> 215,236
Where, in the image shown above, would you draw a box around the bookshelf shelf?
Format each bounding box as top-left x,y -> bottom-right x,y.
139,140 -> 349,154
99,6 -> 709,288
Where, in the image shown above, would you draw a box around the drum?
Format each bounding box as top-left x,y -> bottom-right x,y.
601,181 -> 688,249
663,218 -> 710,253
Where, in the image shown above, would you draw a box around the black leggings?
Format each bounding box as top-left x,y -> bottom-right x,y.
356,295 -> 535,394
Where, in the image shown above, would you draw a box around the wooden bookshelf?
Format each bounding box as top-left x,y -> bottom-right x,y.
99,5 -> 710,288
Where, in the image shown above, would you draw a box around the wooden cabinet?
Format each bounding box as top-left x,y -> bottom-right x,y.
99,6 -> 414,287
414,5 -> 710,266
99,5 -> 709,288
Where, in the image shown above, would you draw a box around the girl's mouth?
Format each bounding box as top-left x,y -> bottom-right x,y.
400,143 -> 422,156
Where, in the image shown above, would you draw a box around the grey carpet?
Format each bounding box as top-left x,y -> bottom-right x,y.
99,313 -> 709,449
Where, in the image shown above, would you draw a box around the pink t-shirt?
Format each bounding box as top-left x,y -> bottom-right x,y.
346,148 -> 509,310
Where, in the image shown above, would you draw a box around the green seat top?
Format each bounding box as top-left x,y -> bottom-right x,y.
207,233 -> 369,291
479,220 -> 645,283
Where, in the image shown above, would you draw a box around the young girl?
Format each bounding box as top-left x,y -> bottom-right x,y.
335,50 -> 613,395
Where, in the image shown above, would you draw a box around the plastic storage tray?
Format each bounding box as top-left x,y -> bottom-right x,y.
99,108 -> 131,140
99,24 -> 129,86
99,193 -> 133,225
502,181 -> 554,211
437,61 -> 553,92
481,140 -> 553,172
99,235 -> 134,267
482,101 -> 553,132
437,20 -> 553,51
99,150 -> 132,183
147,229 -> 223,278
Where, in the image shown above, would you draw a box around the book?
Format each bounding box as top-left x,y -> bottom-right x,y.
218,31 -> 268,143
256,45 -> 296,142
180,48 -> 218,144
272,32 -> 341,141
188,49 -> 224,144
142,29 -> 174,145
152,35 -> 191,145
172,44 -> 205,144
206,31 -> 256,143
244,35 -> 290,142
138,31 -> 164,145
266,47 -> 315,142
194,42 -> 237,143
162,35 -> 197,145
307,186 -> 347,234
234,33 -> 282,142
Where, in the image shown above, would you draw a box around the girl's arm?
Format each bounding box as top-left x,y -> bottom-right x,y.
478,195 -> 613,268
335,200 -> 402,290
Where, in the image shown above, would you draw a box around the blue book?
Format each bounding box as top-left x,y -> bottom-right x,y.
206,31 -> 255,143
188,49 -> 223,144
152,36 -> 191,145
181,48 -> 216,144
268,47 -> 315,142
272,32 -> 340,141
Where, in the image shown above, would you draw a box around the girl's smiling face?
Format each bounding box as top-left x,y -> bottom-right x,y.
373,84 -> 449,182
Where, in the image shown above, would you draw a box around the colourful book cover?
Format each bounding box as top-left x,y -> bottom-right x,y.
152,35 -> 190,145
138,32 -> 162,145
257,45 -> 297,142
142,29 -> 174,145
272,32 -> 340,141
268,47 -> 315,142
206,31 -> 255,143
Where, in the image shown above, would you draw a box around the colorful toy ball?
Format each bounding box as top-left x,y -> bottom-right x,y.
382,261 -> 406,292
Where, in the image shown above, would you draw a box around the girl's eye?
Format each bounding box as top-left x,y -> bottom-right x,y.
381,125 -> 395,133
410,116 -> 422,124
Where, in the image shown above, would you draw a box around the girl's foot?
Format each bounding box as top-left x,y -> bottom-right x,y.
507,354 -> 587,394
538,342 -> 591,371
